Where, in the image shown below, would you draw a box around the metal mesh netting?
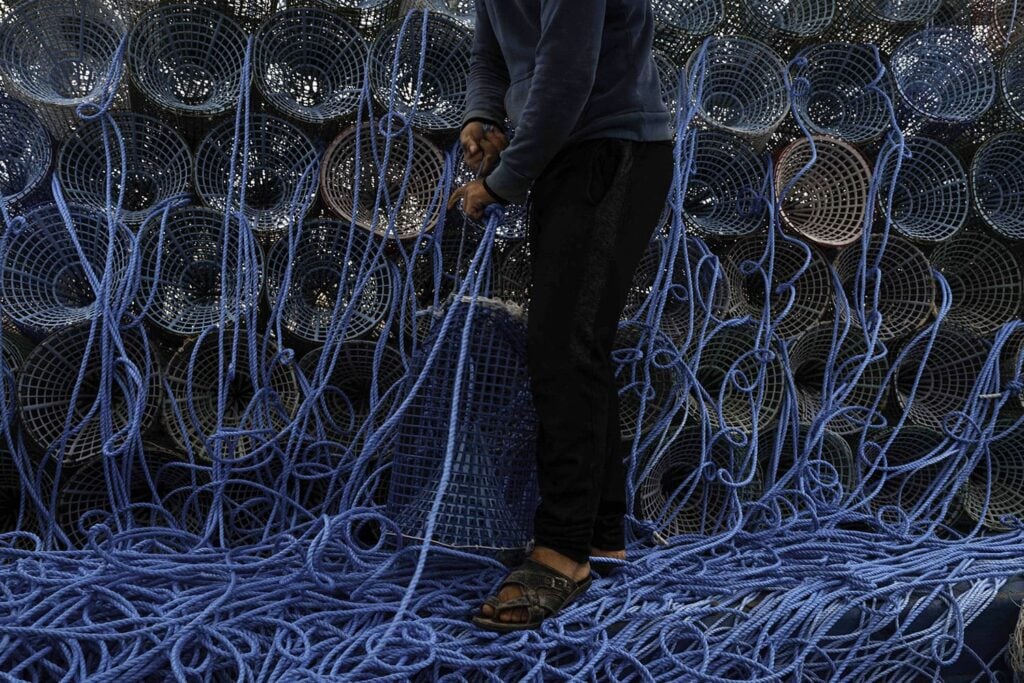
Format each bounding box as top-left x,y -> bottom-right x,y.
683,129 -> 768,237
652,0 -> 724,59
740,0 -> 835,38
972,131 -> 1024,240
1003,38 -> 1024,124
964,420 -> 1024,532
0,96 -> 49,204
859,425 -> 949,522
317,0 -> 401,38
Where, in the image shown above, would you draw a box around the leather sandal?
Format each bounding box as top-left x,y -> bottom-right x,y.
472,558 -> 593,632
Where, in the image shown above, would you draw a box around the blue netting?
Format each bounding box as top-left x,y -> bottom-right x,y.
137,205 -> 264,339
195,113 -> 320,236
253,7 -> 367,126
0,96 -> 50,204
127,3 -> 247,119
972,131 -> 1024,240
891,27 -> 997,123
387,296 -> 537,551
789,42 -> 892,143
876,135 -> 969,243
682,128 -> 768,237
369,9 -> 472,133
57,111 -> 192,225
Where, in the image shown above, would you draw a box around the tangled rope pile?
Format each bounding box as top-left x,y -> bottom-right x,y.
0,0 -> 1023,679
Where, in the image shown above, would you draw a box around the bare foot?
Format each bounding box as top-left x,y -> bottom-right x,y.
479,546 -> 590,624
590,547 -> 626,560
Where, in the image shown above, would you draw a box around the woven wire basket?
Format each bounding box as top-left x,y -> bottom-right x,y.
614,322 -> 688,440
766,425 -> 857,497
686,36 -> 790,136
893,324 -> 989,430
57,112 -> 191,226
635,428 -> 742,537
316,0 -> 401,38
991,0 -> 1024,48
789,42 -> 892,144
0,96 -> 50,204
683,129 -> 768,237
775,136 -> 871,248
725,237 -> 835,340
963,420 -> 1024,531
163,327 -> 301,461
387,297 -> 537,551
652,0 -> 724,60
740,0 -> 835,38
1,203 -> 132,339
856,0 -> 940,23
298,340 -> 407,448
0,0 -> 127,136
972,131 -> 1024,240
369,10 -> 472,134
931,229 -> 1024,335
833,234 -> 934,342
876,136 -> 969,244
138,207 -> 263,339
417,0 -> 475,28
409,221 -> 481,307
321,122 -> 446,240
194,113 -> 320,237
861,425 -> 947,521
491,239 -> 531,309
890,28 -> 997,123
56,443 -> 182,547
266,218 -> 395,345
692,323 -> 786,432
653,48 -> 683,114
1004,39 -> 1024,124
1012,602 -> 1024,681
127,3 -> 246,120
254,7 -> 367,126
790,323 -> 888,435
17,323 -> 161,464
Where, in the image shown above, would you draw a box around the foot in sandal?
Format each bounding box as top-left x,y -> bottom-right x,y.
473,546 -> 592,632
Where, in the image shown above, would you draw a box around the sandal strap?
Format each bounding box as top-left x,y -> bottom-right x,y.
487,559 -> 591,621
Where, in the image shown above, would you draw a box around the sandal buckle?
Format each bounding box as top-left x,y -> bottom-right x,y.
545,576 -> 568,590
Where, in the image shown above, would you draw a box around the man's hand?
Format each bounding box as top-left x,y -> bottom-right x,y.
448,179 -> 499,221
460,121 -> 508,176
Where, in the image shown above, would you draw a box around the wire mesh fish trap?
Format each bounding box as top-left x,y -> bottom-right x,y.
740,0 -> 836,39
17,323 -> 161,464
686,36 -> 790,136
775,136 -> 871,248
834,234 -> 934,342
876,136 -> 969,243
614,322 -> 689,440
321,122 -> 447,240
764,424 -> 857,498
651,0 -> 724,60
127,4 -> 246,121
195,113 -> 320,237
253,7 -> 367,127
635,427 -> 742,537
855,0 -> 941,23
138,206 -> 263,340
298,340 -> 407,448
1004,39 -> 1024,124
387,297 -> 538,551
55,443 -> 183,547
893,324 -> 989,430
890,28 -> 997,123
266,219 -> 395,345
683,129 -> 768,237
931,230 -> 1024,335
653,48 -> 683,114
0,96 -> 49,205
789,42 -> 891,144
1012,604 -> 1024,681
790,323 -> 888,435
692,323 -> 786,432
491,240 -> 531,309
0,0 -> 127,137
963,420 -> 1024,531
409,221 -> 481,307
860,425 -> 948,521
369,10 -> 472,134
57,112 -> 191,226
972,131 -> 1024,240
725,236 -> 835,340
1,203 -> 132,339
163,327 -> 301,461
416,0 -> 474,28
316,0 -> 401,38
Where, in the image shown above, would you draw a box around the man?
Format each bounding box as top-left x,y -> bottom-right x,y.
447,0 -> 674,631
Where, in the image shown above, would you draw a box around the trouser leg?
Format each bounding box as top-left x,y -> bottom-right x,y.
525,138 -> 673,565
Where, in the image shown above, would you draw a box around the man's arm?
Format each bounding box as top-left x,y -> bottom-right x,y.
461,0 -> 510,129
483,0 -> 607,204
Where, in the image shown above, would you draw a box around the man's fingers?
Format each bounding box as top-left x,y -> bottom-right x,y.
447,186 -> 464,211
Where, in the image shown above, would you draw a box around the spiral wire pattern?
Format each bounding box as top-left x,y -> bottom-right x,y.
972,131 -> 1024,240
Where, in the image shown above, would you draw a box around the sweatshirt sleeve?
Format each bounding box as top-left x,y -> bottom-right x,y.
461,0 -> 510,128
483,0 -> 607,204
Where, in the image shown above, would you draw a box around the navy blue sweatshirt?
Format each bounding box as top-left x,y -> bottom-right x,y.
462,0 -> 673,204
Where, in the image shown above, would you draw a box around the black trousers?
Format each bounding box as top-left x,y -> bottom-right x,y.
526,137 -> 674,565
